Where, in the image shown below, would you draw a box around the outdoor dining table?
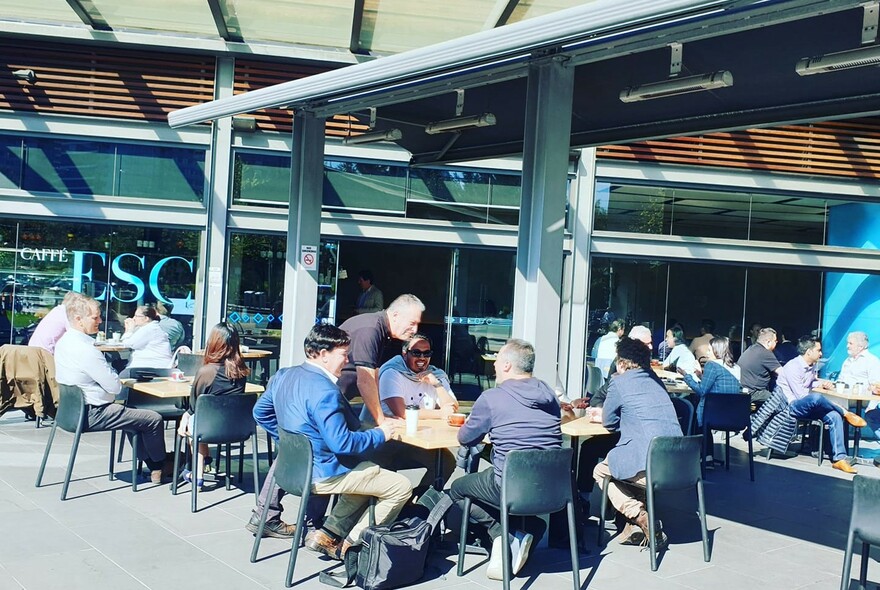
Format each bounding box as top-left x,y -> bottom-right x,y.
816,386 -> 878,464
124,376 -> 265,398
398,418 -> 465,490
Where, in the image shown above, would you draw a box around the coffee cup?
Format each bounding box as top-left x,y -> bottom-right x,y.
170,369 -> 185,382
111,331 -> 121,343
405,405 -> 420,435
240,345 -> 250,353
447,413 -> 466,427
572,406 -> 587,418
836,381 -> 847,394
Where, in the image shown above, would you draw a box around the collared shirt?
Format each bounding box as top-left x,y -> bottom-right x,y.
778,355 -> 817,404
28,304 -> 69,354
839,349 -> 880,386
306,359 -> 338,384
55,329 -> 122,406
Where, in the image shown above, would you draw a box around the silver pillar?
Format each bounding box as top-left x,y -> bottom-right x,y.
197,56 -> 235,349
279,112 -> 325,368
561,148 -> 597,399
512,56 -> 574,383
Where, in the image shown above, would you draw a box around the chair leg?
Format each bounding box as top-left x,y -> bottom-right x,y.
696,480 -> 710,562
109,430 -> 116,481
117,432 -> 126,463
191,438 -> 200,513
817,424 -> 825,467
35,422 -> 58,488
250,473 -> 275,563
61,429 -> 83,501
840,530 -> 855,590
266,432 -> 273,468
859,541 -> 869,589
171,432 -> 182,495
500,504 -> 511,590
285,490 -> 310,587
251,434 -> 260,503
238,440 -> 245,485
226,442 -> 232,491
746,426 -> 755,482
597,476 -> 610,547
566,500 -> 580,590
647,485 -> 658,571
131,433 -> 140,492
724,431 -> 731,471
457,497 -> 471,577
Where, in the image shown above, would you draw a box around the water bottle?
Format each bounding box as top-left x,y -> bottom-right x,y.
405,404 -> 419,435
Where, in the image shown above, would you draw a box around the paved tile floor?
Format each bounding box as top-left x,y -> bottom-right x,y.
1,411 -> 878,590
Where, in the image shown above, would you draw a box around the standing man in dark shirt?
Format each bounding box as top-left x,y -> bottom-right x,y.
339,293 -> 424,425
738,327 -> 782,404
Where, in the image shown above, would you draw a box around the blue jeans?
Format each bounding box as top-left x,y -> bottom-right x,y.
866,406 -> 880,441
788,394 -> 848,462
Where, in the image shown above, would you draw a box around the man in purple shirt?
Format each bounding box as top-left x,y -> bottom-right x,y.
777,335 -> 866,474
28,291 -> 83,354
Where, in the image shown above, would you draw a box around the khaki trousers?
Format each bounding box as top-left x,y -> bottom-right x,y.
314,461 -> 412,544
593,460 -> 646,521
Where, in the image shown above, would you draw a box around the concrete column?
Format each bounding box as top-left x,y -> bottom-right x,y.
196,56 -> 234,349
512,56 -> 574,383
561,148 -> 597,399
279,112 -> 325,368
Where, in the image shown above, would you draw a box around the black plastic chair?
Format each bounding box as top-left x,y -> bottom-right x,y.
840,474 -> 880,590
597,435 -> 709,571
702,393 -> 755,481
671,396 -> 695,436
173,393 -> 260,512
250,428 -> 312,588
457,448 -> 579,590
35,383 -> 139,500
176,353 -> 203,377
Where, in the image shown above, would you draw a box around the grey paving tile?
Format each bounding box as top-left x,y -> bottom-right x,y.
0,564 -> 24,590
0,509 -> 91,564
3,549 -> 145,590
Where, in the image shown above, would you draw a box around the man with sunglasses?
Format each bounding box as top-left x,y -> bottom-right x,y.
359,334 -> 458,498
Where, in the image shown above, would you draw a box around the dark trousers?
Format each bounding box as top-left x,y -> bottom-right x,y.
253,458 -> 329,526
448,466 -> 544,541
87,403 -> 165,469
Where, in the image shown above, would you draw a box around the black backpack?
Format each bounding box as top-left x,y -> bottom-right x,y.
320,491 -> 452,590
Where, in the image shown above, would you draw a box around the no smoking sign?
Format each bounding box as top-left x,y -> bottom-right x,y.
300,245 -> 318,271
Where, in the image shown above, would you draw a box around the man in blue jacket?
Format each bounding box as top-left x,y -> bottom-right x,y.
448,338 -> 562,580
246,324 -> 411,559
593,336 -> 682,547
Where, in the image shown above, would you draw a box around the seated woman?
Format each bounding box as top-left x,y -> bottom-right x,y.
680,336 -> 742,428
178,323 -> 250,486
662,325 -> 697,374
122,305 -> 173,368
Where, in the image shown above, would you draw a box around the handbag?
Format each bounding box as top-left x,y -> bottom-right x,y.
320,492 -> 452,590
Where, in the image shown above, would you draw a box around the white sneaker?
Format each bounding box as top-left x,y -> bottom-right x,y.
486,536 -> 504,580
510,530 -> 534,576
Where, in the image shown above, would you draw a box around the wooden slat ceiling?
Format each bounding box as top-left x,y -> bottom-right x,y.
597,119 -> 880,181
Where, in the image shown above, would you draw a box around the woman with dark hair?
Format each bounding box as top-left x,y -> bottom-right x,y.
680,336 -> 742,427
662,325 -> 697,374
178,323 -> 251,486
122,304 -> 174,368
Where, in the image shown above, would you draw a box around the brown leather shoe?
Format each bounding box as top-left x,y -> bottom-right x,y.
618,522 -> 645,546
844,412 -> 867,428
305,529 -> 343,560
832,459 -> 858,474
245,514 -> 297,538
336,540 -> 354,559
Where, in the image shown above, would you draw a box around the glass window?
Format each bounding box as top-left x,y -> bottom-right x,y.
117,144 -> 205,201
324,159 -> 406,213
595,182 -> 832,244
232,151 -> 291,206
0,135 -> 22,189
0,218 -> 199,347
409,168 -> 490,205
24,138 -> 115,195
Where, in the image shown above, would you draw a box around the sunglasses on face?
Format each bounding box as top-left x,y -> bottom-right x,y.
408,349 -> 432,358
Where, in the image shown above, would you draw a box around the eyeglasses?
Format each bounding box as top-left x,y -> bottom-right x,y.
407,349 -> 432,358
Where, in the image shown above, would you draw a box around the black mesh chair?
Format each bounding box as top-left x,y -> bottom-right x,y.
702,394 -> 755,481
671,396 -> 695,436
457,448 -> 579,590
597,435 -> 709,571
840,474 -> 880,590
173,393 -> 260,512
250,428 -> 312,588
35,383 -> 139,500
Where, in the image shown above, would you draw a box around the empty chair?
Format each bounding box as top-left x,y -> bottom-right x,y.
598,435 -> 709,571
840,474 -> 880,590
175,352 -> 203,377
584,365 -> 605,397
670,396 -> 695,436
173,393 -> 260,512
457,447 -> 579,590
35,383 -> 139,500
702,393 -> 755,481
250,429 -> 312,588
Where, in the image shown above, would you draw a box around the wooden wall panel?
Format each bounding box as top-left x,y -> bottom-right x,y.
0,40 -> 214,123
597,120 -> 880,181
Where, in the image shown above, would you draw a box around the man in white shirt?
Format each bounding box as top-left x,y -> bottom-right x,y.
839,331 -> 880,467
54,295 -> 168,484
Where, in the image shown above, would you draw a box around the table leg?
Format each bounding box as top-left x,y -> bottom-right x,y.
433,449 -> 443,491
